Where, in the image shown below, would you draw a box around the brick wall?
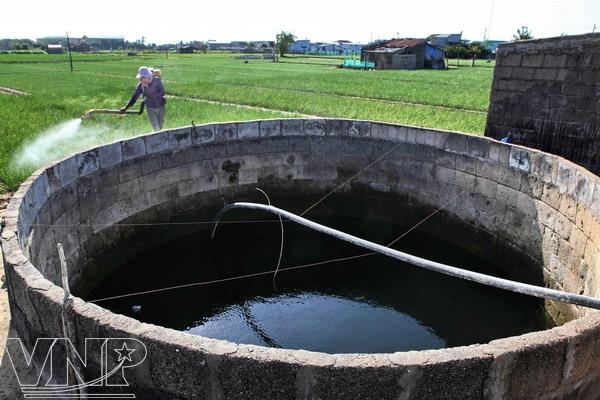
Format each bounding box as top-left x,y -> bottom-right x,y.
485,33 -> 600,173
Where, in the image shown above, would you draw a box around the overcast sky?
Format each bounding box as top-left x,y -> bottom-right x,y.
2,0 -> 598,43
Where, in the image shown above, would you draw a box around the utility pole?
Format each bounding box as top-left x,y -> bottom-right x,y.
485,0 -> 495,41
66,31 -> 73,72
593,24 -> 597,33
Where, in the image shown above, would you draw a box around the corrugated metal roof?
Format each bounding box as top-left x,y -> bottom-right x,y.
364,48 -> 403,53
363,39 -> 445,52
380,39 -> 427,48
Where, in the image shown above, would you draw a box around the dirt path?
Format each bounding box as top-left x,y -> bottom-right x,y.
0,86 -> 28,96
220,83 -> 487,115
18,64 -> 180,83
166,94 -> 320,118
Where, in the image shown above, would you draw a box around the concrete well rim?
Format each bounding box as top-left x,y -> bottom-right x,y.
2,118 -> 600,370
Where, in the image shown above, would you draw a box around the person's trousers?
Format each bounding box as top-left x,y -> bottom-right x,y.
147,105 -> 165,132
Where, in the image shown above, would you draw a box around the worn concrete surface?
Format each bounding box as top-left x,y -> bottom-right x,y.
0,225 -> 24,400
2,119 -> 600,399
486,33 -> 600,174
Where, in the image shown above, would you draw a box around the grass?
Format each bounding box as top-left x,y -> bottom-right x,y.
0,52 -> 494,192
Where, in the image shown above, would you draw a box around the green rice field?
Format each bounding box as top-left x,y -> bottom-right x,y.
0,52 -> 494,192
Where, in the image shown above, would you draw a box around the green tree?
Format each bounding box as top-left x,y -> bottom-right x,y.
445,44 -> 471,59
469,42 -> 491,59
513,26 -> 533,41
276,31 -> 296,57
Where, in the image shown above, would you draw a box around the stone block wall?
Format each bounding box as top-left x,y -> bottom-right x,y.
485,33 -> 600,173
3,119 -> 600,398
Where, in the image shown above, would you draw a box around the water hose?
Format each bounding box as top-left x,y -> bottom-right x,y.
82,100 -> 146,119
212,202 -> 600,310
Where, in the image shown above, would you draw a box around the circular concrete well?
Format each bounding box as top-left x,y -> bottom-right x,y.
3,119 -> 600,399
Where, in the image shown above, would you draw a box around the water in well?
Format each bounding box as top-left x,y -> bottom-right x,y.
87,196 -> 554,354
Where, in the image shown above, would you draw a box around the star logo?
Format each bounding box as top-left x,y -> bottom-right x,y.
114,342 -> 135,363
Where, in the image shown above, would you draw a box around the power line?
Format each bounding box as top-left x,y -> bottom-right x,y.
485,0 -> 495,41
299,142 -> 401,217
88,189 -> 466,303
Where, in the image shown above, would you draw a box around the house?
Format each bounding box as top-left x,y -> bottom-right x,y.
290,40 -> 364,55
429,33 -> 463,49
207,42 -> 228,50
338,41 -> 365,54
38,36 -> 80,46
317,43 -> 343,54
229,41 -> 248,50
37,36 -> 125,50
319,41 -> 365,55
485,40 -> 508,54
178,45 -> 194,54
207,41 -> 273,52
46,44 -> 63,54
85,36 -> 126,50
289,40 -> 311,54
362,39 -> 446,70
206,42 -> 245,51
251,41 -> 275,49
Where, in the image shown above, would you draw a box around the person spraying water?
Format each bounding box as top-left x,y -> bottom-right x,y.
17,67 -> 166,170
120,66 -> 166,131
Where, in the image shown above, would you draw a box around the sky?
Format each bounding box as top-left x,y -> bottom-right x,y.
2,0 -> 598,44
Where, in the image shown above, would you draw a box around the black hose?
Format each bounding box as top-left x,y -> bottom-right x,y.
137,100 -> 146,115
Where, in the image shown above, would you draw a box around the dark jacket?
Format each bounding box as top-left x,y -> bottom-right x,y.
126,77 -> 166,109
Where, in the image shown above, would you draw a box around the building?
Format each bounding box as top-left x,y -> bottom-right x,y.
178,45 -> 194,54
37,36 -> 80,46
319,41 -> 364,55
289,40 -> 311,53
37,36 -> 125,50
362,39 -> 446,70
207,42 -> 226,50
252,41 -> 275,49
206,41 -> 265,51
46,44 -> 63,54
485,40 -> 508,54
84,36 -> 126,50
338,41 -> 365,54
290,39 -> 364,55
429,33 -> 463,48
485,33 -> 600,173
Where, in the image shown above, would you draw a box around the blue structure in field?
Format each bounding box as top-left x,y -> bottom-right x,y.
425,44 -> 446,69
289,40 -> 365,56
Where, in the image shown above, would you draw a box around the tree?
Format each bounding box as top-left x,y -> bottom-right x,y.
513,26 -> 533,41
445,44 -> 471,59
276,31 -> 295,57
469,42 -> 491,59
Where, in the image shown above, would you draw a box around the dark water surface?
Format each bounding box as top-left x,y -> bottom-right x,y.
88,207 -> 553,353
